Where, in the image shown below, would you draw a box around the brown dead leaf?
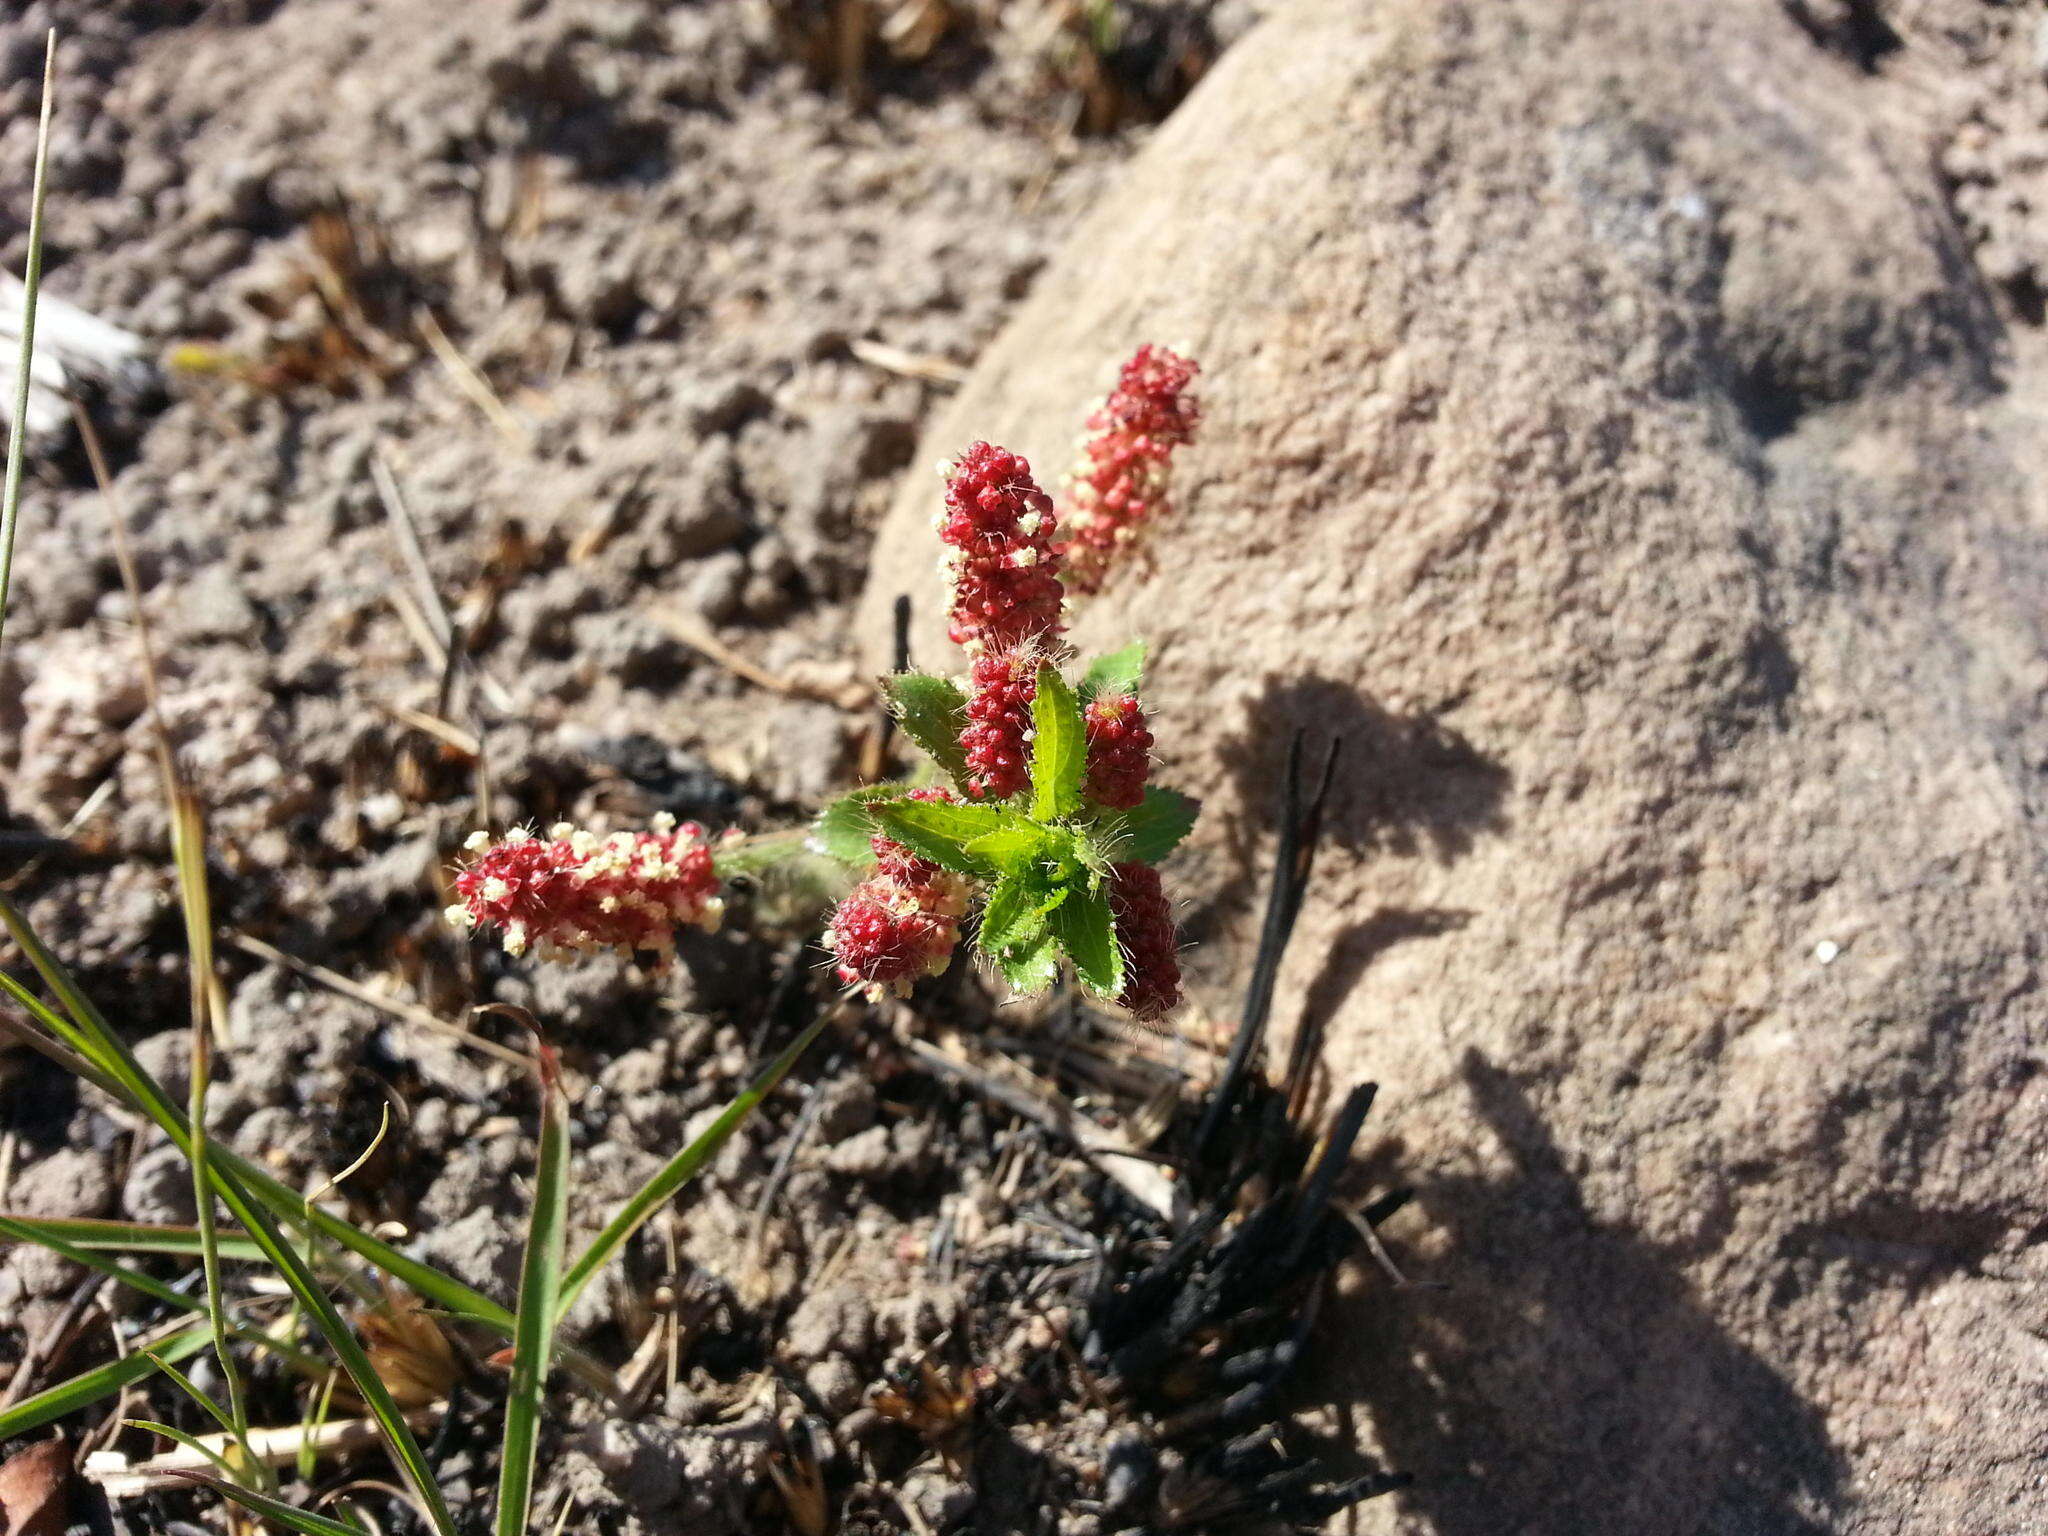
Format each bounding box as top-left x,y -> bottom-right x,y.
0,1439 -> 72,1536
358,1286 -> 462,1409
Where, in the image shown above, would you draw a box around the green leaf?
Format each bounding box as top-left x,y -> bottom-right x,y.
873,799 -> 1008,878
166,1473 -> 370,1536
964,824 -> 1052,879
0,1213 -> 267,1264
499,1036 -> 571,1536
809,786 -> 901,866
1092,786 -> 1200,866
1079,640 -> 1146,702
1052,887 -> 1124,1001
1,951 -> 515,1339
0,1327 -> 211,1440
1029,666 -> 1085,822
141,1351 -> 241,1441
883,672 -> 971,788
0,898 -> 460,1536
996,932 -> 1063,996
559,1011 -> 828,1322
979,879 -> 1067,957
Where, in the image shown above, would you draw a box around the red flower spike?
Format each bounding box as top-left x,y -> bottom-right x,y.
939,442 -> 1064,654
1058,345 -> 1200,595
960,649 -> 1040,801
449,817 -> 723,959
1107,862 -> 1181,1019
1083,692 -> 1153,810
827,791 -> 971,1001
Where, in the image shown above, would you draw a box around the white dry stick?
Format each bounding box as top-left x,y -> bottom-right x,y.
0,271 -> 149,436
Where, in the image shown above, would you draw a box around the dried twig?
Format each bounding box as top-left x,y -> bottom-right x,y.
847,337 -> 967,386
84,1405 -> 442,1498
896,1025 -> 1187,1225
375,701 -> 481,759
415,306 -> 530,447
0,1271 -> 108,1410
227,932 -> 528,1070
650,607 -> 872,709
369,449 -> 514,712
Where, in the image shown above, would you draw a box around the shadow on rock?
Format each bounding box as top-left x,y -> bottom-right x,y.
1218,677 -> 1510,865
1330,1051 -> 1843,1536
1178,676 -> 1509,954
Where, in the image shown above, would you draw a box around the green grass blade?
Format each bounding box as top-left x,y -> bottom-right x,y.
0,1215 -> 333,1378
0,29 -> 54,655
166,1473 -> 369,1536
226,1150 -> 512,1329
0,1213 -> 220,1311
5,903 -> 516,1334
182,841 -> 258,1482
0,900 -> 457,1536
298,1372 -> 339,1483
141,1350 -> 240,1440
497,1037 -> 570,1536
0,1213 -> 267,1263
127,1418 -> 245,1483
0,972 -> 129,1100
0,1326 -> 211,1440
558,1010 -> 830,1321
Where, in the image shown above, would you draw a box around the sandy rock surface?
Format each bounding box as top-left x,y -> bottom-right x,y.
860,1 -> 2048,1530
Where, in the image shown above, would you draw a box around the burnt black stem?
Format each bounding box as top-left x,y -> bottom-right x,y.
877,592 -> 913,764
1191,732 -> 1341,1162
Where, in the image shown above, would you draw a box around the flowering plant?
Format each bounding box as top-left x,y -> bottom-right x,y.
447,347 -> 1201,1019
816,348 -> 1201,1016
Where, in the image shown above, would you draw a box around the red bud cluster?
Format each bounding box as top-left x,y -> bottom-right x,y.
449,818 -> 723,959
1059,345 -> 1200,595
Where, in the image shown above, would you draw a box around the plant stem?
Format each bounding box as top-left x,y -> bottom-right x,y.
0,30 -> 54,657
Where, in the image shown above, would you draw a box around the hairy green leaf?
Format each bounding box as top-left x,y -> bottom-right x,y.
964,824 -> 1052,879
810,786 -> 901,866
979,878 -> 1068,958
997,932 -> 1063,996
1092,786 -> 1200,866
1052,886 -> 1124,1000
1078,640 -> 1146,702
873,799 -> 1008,877
710,829 -> 806,878
883,672 -> 972,788
1029,665 -> 1085,822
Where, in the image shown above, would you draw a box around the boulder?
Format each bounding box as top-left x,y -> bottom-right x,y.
857,1 -> 2048,1530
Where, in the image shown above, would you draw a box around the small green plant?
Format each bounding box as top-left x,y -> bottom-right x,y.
814,388 -> 1201,1017
0,34 -> 1205,1530
451,349 -> 1206,1019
